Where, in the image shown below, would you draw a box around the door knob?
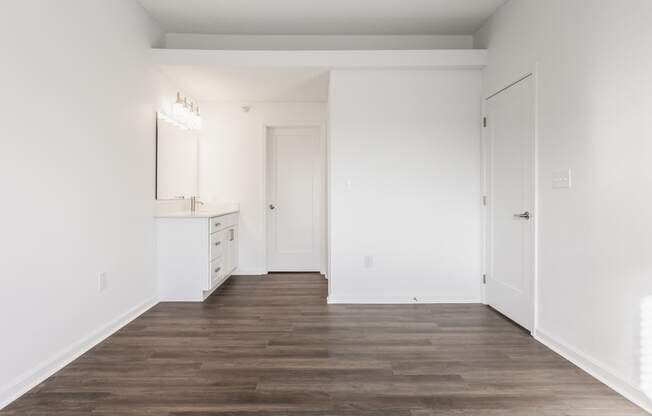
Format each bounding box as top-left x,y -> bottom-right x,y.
269,204 -> 276,210
514,211 -> 530,220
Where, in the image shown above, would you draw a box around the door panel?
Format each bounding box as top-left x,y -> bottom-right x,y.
267,127 -> 322,271
228,226 -> 238,275
486,75 -> 535,331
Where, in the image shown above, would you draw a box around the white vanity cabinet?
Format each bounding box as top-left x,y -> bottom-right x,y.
156,210 -> 239,302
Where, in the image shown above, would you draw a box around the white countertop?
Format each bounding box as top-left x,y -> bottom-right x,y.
155,204 -> 239,219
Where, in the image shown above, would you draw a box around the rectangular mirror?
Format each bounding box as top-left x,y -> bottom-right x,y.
155,118 -> 198,200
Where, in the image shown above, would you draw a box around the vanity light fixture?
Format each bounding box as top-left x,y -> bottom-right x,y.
158,92 -> 202,131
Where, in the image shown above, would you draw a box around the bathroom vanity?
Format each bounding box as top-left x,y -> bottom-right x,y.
156,208 -> 239,302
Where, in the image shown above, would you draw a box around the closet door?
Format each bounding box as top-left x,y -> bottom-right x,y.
486,75 -> 536,332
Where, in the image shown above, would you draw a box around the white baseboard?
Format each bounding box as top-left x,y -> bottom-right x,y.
232,269 -> 330,277
0,296 -> 158,411
327,296 -> 482,304
534,328 -> 652,414
231,268 -> 267,276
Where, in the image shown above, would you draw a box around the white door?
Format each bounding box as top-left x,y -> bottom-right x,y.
267,126 -> 322,272
486,75 -> 535,331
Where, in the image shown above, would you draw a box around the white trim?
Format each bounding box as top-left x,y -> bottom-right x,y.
327,296 -> 482,305
261,124 -> 269,275
319,122 -> 328,277
480,98 -> 488,305
164,34 -> 475,51
0,296 -> 158,411
152,49 -> 487,69
231,268 -> 268,276
531,63 -> 541,332
535,328 -> 652,414
326,78 -> 334,301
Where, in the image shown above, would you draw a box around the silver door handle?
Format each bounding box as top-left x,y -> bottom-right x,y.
514,211 -> 531,220
269,204 -> 276,210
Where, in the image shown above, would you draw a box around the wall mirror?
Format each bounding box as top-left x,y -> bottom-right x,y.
155,118 -> 198,200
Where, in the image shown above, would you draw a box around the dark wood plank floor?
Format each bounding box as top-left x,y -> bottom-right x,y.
2,274 -> 645,415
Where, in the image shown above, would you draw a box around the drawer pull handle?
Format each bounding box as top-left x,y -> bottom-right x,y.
214,267 -> 221,273
215,223 -> 221,227
215,241 -> 221,246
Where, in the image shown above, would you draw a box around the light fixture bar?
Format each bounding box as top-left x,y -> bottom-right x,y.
158,92 -> 202,131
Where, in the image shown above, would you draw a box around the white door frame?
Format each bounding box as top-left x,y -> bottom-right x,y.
261,122 -> 328,276
481,67 -> 539,333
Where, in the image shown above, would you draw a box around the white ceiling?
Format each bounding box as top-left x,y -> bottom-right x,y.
160,66 -> 330,102
138,0 -> 507,35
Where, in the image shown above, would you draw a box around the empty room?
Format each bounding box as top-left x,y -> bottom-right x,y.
2,0 -> 652,414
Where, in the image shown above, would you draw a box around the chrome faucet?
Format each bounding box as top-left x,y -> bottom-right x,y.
190,196 -> 204,212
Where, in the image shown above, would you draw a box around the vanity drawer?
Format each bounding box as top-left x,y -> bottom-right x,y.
210,257 -> 225,288
210,230 -> 226,260
210,213 -> 238,234
210,216 -> 227,233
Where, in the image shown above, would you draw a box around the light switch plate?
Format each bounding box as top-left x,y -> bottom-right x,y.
553,169 -> 572,189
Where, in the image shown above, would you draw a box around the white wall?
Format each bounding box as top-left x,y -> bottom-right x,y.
165,34 -> 474,50
475,0 -> 652,411
0,0 -> 172,408
198,102 -> 327,275
328,70 -> 483,303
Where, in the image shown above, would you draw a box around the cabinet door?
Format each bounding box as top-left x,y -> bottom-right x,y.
229,227 -> 238,274
210,230 -> 226,260
223,230 -> 231,278
209,257 -> 225,289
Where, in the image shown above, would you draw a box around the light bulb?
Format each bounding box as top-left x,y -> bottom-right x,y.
193,106 -> 202,130
172,92 -> 185,120
185,101 -> 194,128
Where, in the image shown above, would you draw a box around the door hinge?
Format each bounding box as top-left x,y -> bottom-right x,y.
483,117 -> 487,128
482,195 -> 487,206
483,274 -> 487,284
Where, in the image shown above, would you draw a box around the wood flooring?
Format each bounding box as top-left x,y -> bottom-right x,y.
2,274 -> 646,415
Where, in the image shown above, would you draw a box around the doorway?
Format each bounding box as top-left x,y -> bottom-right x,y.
485,74 -> 536,331
266,126 -> 325,272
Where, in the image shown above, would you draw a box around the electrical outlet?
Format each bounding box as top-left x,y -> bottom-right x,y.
363,256 -> 373,268
98,272 -> 108,292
